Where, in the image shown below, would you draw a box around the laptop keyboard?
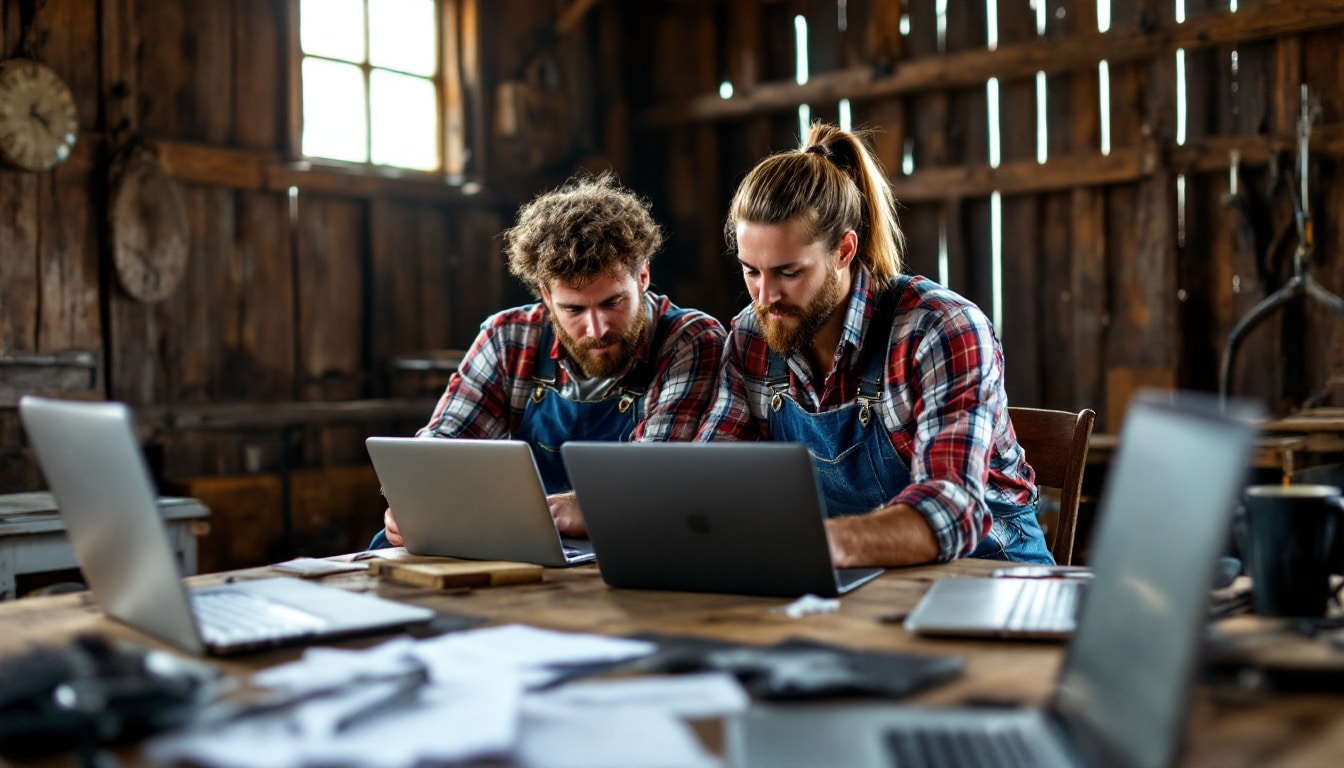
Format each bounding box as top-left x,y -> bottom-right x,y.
1004,580 -> 1081,633
191,588 -> 330,648
885,724 -> 1041,768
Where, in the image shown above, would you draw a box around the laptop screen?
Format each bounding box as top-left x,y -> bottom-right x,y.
1051,391 -> 1262,768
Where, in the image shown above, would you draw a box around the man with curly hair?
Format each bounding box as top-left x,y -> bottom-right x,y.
373,174 -> 726,547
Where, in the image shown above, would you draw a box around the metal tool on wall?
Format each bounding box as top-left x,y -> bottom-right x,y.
1219,84 -> 1344,402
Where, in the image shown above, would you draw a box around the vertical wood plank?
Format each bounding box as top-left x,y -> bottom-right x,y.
0,172 -> 39,356
997,0 -> 1044,407
945,1 -> 991,315
297,194 -> 366,402
136,0 -> 234,143
102,0 -> 140,136
234,0 -> 282,150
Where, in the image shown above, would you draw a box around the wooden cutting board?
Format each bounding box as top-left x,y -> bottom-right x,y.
369,557 -> 544,590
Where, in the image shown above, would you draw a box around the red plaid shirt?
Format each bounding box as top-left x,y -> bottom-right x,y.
696,268 -> 1036,560
422,294 -> 725,443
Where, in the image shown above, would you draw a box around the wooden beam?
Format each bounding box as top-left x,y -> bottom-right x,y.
146,139 -> 492,204
888,124 -> 1344,203
134,398 -> 439,438
640,0 -> 1344,126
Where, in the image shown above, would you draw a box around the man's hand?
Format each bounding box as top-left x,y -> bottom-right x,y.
825,503 -> 940,568
382,507 -> 404,547
547,491 -> 588,538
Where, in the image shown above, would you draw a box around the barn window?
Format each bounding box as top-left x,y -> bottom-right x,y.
293,0 -> 467,176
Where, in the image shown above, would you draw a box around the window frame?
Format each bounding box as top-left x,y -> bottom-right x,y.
286,0 -> 471,180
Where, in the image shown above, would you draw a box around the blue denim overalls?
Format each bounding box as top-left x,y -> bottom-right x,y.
369,306 -> 687,549
764,276 -> 1053,564
515,306 -> 689,493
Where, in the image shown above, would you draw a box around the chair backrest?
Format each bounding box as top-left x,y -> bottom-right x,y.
1007,406 -> 1097,565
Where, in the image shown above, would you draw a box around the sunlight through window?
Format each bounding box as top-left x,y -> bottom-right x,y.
299,0 -> 443,172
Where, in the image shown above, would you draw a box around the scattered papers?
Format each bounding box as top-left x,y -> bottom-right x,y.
146,625 -> 725,768
518,703 -> 720,768
778,593 -> 840,618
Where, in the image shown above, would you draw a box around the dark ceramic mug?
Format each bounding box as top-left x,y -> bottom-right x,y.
1241,484 -> 1343,618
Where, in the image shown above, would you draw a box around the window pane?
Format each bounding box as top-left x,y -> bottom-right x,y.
369,0 -> 437,76
299,0 -> 366,63
370,70 -> 438,170
302,59 -> 368,163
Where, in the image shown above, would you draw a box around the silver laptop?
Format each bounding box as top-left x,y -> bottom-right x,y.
561,441 -> 883,597
365,437 -> 595,567
904,390 -> 1258,640
19,396 -> 434,656
729,390 -> 1264,768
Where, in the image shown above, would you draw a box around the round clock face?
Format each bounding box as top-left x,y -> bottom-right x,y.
0,59 -> 79,172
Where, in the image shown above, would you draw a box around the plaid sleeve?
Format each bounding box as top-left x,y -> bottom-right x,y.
694,315 -> 766,442
418,315 -> 516,439
633,311 -> 726,442
891,305 -> 1003,560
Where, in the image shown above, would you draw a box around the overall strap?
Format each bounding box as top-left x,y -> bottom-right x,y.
530,323 -> 559,404
852,275 -> 912,427
764,275 -> 913,420
615,306 -> 685,413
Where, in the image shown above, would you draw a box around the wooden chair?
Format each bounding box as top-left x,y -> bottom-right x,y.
1007,406 -> 1096,566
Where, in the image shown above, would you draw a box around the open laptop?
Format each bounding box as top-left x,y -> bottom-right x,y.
904,391 -> 1260,640
18,396 -> 434,656
561,441 -> 883,597
365,437 -> 594,567
729,390 -> 1264,768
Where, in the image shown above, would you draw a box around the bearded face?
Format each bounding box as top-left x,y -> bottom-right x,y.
753,261 -> 845,356
541,262 -> 652,380
552,301 -> 648,378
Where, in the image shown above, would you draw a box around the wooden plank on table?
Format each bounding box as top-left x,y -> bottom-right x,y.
371,558 -> 544,589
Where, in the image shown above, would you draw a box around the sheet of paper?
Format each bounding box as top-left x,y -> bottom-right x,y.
150,625 -> 669,767
518,702 -> 721,768
269,557 -> 369,578
412,624 -> 657,687
528,672 -> 749,720
148,665 -> 521,768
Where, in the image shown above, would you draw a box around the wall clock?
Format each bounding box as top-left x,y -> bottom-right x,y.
110,149 -> 191,303
0,58 -> 78,172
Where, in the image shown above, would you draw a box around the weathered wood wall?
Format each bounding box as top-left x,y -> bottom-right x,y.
4,0 -> 1344,571
0,0 -> 613,567
627,0 -> 1344,431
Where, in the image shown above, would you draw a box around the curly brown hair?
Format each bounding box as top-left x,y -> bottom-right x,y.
504,173 -> 663,296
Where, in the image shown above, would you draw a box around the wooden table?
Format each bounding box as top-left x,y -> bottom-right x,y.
0,558 -> 1341,766
0,493 -> 209,600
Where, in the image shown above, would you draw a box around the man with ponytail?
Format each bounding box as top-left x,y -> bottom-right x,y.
696,124 -> 1051,567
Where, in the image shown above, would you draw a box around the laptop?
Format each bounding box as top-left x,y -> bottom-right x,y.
904,391 -> 1258,640
728,390 -> 1264,768
18,396 -> 434,656
365,437 -> 595,567
561,441 -> 883,597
